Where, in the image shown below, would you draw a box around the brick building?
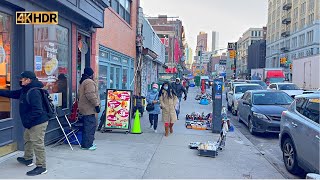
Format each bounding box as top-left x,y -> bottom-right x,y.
95,0 -> 139,114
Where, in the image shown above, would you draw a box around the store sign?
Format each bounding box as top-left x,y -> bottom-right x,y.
45,42 -> 58,59
160,38 -> 169,47
34,56 -> 42,71
16,12 -> 58,25
104,89 -> 132,131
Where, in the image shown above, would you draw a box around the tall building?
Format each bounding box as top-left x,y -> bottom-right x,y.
185,46 -> 193,70
212,31 -> 219,52
237,28 -> 266,78
266,0 -> 320,81
196,32 -> 208,53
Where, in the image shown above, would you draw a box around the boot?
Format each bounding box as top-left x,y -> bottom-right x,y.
169,123 -> 174,134
164,126 -> 169,137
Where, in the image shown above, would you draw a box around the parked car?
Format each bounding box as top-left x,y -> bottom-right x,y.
227,84 -> 263,115
279,93 -> 320,175
269,83 -> 304,98
246,80 -> 268,89
237,90 -> 294,134
225,81 -> 246,101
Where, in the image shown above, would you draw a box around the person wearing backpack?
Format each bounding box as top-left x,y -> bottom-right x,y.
78,67 -> 100,151
0,71 -> 49,176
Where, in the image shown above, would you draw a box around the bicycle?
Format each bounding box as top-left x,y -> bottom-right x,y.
217,106 -> 230,150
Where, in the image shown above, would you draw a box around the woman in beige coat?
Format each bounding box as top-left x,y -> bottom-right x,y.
159,81 -> 178,137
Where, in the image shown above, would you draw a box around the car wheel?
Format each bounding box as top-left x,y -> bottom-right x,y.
231,104 -> 237,116
282,138 -> 303,175
237,115 -> 242,123
248,117 -> 256,135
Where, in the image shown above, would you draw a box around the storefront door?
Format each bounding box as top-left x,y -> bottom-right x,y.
0,10 -> 17,157
75,32 -> 91,98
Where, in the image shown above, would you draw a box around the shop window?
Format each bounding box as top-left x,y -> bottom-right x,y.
34,25 -> 69,109
122,68 -> 128,90
110,66 -> 114,88
0,12 -> 12,120
98,65 -> 108,100
111,0 -> 131,24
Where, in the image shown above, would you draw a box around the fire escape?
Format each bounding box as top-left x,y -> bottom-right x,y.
281,0 -> 292,81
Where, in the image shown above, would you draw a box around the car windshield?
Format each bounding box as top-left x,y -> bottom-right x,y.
269,78 -> 285,83
252,92 -> 293,105
235,85 -> 262,94
250,81 -> 267,88
278,84 -> 300,90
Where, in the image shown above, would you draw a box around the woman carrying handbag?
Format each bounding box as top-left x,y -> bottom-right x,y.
146,83 -> 161,133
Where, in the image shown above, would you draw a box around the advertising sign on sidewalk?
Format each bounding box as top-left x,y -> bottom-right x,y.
104,89 -> 132,131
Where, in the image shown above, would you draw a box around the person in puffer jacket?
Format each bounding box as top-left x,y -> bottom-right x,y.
78,67 -> 100,151
0,71 -> 49,176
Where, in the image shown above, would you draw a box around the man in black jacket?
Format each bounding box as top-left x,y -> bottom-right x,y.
171,78 -> 187,120
0,71 -> 48,176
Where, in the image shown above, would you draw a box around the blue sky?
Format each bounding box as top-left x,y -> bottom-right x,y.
141,0 -> 268,52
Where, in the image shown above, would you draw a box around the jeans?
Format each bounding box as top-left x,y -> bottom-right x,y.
175,97 -> 182,119
149,114 -> 159,130
81,115 -> 97,148
24,121 -> 48,168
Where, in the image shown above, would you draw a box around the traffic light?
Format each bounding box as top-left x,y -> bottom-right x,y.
229,50 -> 236,59
198,51 -> 201,56
280,57 -> 287,64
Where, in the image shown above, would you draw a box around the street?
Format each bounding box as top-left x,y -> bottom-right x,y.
222,93 -> 301,179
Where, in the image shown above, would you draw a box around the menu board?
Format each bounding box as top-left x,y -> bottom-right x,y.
104,89 -> 132,130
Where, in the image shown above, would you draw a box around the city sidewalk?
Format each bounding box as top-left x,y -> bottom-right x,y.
0,88 -> 284,179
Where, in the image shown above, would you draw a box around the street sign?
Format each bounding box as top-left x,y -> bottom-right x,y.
228,42 -> 235,50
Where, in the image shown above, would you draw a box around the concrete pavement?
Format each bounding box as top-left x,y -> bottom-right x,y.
0,87 -> 284,179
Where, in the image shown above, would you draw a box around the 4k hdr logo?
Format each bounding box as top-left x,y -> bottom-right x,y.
16,12 -> 58,24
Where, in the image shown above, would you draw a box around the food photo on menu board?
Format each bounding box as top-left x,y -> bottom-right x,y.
105,89 -> 132,130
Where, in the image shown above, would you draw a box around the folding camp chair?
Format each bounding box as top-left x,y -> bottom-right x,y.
52,107 -> 82,150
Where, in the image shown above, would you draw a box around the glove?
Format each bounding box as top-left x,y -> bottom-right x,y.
95,106 -> 101,113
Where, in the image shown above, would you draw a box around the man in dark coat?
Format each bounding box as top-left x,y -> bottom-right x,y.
0,71 -> 49,176
171,78 -> 187,120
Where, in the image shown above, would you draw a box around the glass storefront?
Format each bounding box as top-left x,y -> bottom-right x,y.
0,12 -> 11,120
34,25 -> 70,109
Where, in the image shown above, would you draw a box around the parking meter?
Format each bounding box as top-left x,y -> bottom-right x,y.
212,78 -> 223,133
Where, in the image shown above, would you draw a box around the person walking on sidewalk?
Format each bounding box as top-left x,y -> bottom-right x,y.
159,81 -> 178,137
171,78 -> 187,120
0,71 -> 49,176
146,83 -> 161,133
78,67 -> 100,151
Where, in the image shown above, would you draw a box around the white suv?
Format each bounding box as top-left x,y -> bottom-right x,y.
227,84 -> 263,115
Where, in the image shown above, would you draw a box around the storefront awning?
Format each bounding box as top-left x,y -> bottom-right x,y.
165,67 -> 177,73
142,48 -> 158,60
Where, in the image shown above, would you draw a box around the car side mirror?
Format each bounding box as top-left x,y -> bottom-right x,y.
243,101 -> 251,106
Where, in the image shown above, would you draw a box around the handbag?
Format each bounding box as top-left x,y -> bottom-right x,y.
146,94 -> 158,112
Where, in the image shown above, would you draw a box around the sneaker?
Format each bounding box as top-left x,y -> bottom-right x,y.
81,145 -> 97,151
150,125 -> 153,129
17,157 -> 34,167
154,130 -> 157,133
26,167 -> 47,176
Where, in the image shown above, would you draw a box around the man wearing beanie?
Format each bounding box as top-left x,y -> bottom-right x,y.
78,67 -> 100,150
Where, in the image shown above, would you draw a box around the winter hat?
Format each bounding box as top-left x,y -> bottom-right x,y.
18,71 -> 36,80
84,67 -> 94,76
152,84 -> 159,89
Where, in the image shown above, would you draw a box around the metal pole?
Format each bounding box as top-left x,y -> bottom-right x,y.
234,42 -> 237,79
